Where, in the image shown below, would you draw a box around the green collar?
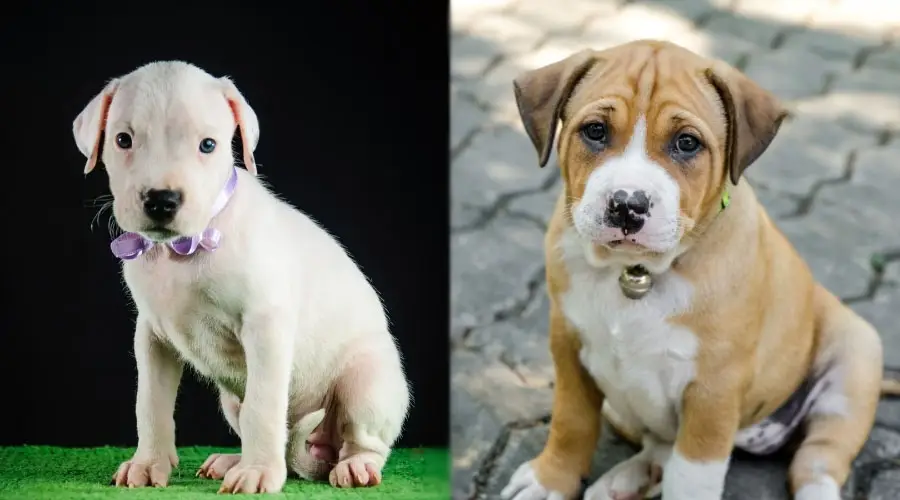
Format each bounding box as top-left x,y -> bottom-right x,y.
720,189 -> 731,212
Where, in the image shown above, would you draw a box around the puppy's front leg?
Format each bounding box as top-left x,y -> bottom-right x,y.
501,304 -> 604,500
663,378 -> 742,500
218,311 -> 293,494
113,317 -> 183,488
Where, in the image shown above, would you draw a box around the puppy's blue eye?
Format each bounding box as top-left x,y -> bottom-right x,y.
199,138 -> 216,154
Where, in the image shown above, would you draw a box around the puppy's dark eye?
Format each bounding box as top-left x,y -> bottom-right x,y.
115,132 -> 132,149
674,133 -> 701,155
199,138 -> 216,154
581,122 -> 608,144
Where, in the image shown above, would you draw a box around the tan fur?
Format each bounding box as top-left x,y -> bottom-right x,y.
531,193 -> 605,496
882,378 -> 900,396
509,40 -> 889,499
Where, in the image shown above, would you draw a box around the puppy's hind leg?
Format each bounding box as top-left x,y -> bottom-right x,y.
790,291 -> 883,500
584,435 -> 671,500
197,388 -> 243,479
329,342 -> 410,488
286,407 -> 334,481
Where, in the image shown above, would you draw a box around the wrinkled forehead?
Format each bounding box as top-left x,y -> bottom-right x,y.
566,43 -> 719,126
108,69 -> 233,132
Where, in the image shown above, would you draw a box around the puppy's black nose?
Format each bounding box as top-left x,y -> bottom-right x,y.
143,189 -> 183,223
625,190 -> 650,215
605,189 -> 650,235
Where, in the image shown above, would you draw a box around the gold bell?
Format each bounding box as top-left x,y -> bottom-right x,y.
619,265 -> 653,300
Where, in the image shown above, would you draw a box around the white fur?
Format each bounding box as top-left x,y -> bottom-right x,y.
559,227 -> 698,444
74,61 -> 410,493
584,436 -> 671,500
559,219 -> 731,499
733,360 -> 849,454
662,449 -> 729,500
500,462 -> 568,500
795,474 -> 841,500
563,120 -> 716,499
809,362 -> 850,419
502,118 -> 698,500
810,391 -> 850,418
572,117 -> 682,254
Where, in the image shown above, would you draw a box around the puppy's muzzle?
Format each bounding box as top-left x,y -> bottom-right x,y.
142,189 -> 183,224
603,188 -> 651,235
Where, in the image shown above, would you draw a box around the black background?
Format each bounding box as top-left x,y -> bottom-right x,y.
0,2 -> 448,449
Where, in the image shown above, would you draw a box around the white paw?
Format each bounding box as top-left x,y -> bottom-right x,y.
661,450 -> 728,500
795,475 -> 841,500
196,453 -> 241,479
329,451 -> 383,488
217,460 -> 287,494
584,441 -> 668,500
500,461 -> 569,500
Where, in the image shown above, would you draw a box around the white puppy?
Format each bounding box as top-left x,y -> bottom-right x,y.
73,61 -> 410,494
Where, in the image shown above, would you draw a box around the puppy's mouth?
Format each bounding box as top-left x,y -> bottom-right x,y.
605,239 -> 646,250
601,239 -> 657,254
140,227 -> 181,242
587,229 -> 678,256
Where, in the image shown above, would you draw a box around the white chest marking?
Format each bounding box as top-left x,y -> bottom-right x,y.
558,230 -> 699,442
125,256 -> 248,396
572,116 -> 684,254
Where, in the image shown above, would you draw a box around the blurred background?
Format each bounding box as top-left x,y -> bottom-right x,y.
450,0 -> 900,498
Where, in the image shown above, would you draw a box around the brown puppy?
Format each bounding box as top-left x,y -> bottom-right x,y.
499,40 -> 887,500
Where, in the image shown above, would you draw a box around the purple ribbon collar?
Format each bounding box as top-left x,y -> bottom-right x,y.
110,167 -> 239,260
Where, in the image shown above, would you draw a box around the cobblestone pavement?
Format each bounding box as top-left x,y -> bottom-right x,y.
450,0 -> 900,498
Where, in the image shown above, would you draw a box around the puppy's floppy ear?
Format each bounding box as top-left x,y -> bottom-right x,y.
73,79 -> 119,175
513,49 -> 597,167
704,62 -> 788,185
220,77 -> 260,175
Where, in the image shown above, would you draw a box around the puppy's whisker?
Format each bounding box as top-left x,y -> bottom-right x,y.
107,215 -> 123,239
85,193 -> 114,206
78,62 -> 409,490
90,200 -> 114,233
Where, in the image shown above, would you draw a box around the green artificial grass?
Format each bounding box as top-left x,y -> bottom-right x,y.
0,447 -> 448,499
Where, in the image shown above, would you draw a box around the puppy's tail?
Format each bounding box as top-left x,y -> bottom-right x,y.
287,408 -> 332,481
881,377 -> 900,397
294,408 -> 327,441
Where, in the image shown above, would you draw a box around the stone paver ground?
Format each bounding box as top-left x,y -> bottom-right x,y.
450,0 -> 900,498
